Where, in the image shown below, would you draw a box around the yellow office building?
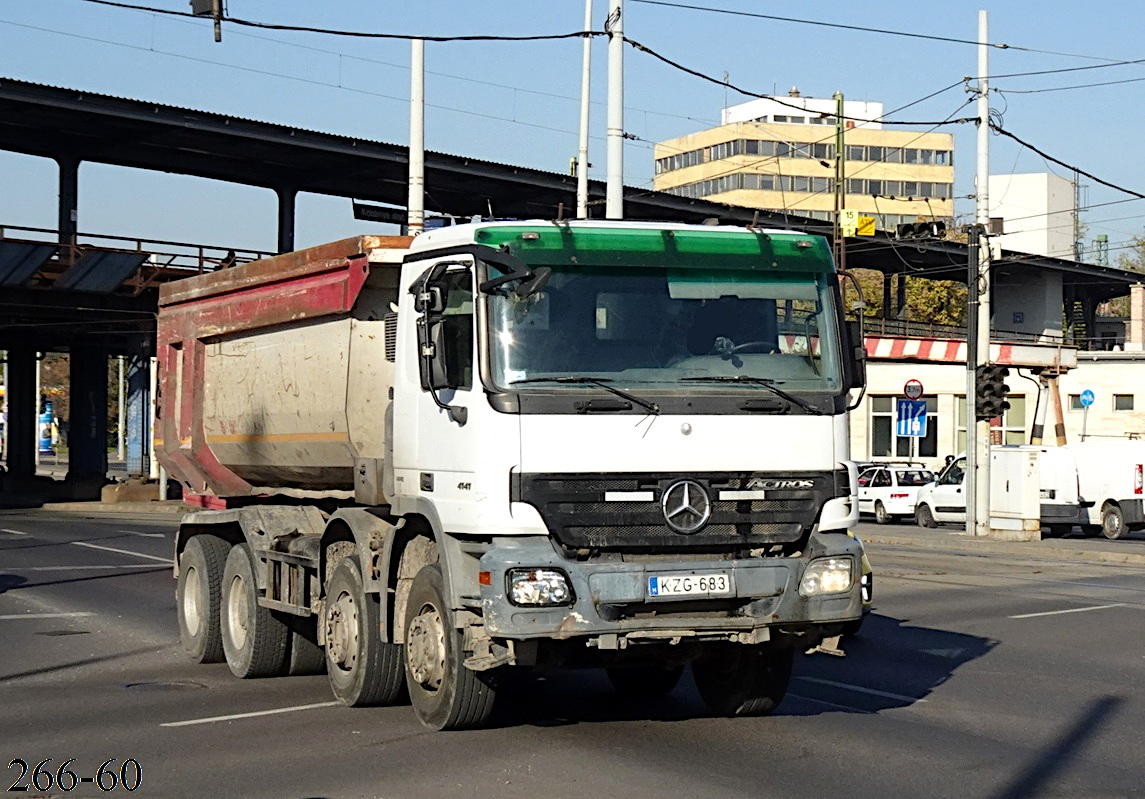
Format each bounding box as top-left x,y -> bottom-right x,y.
653,92 -> 955,231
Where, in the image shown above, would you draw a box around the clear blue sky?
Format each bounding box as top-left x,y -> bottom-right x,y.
2,0 -> 1144,257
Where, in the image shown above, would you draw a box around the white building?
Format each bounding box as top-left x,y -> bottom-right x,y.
988,172 -> 1077,260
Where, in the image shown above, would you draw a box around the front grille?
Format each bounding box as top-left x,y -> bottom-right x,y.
512,471 -> 841,551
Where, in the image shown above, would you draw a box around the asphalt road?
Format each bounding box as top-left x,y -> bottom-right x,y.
3,511 -> 1145,799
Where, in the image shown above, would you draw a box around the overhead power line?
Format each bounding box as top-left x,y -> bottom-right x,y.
79,0 -> 604,42
989,123 -> 1145,201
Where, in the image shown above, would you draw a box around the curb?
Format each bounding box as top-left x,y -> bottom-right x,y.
1,501 -> 189,518
859,530 -> 1145,568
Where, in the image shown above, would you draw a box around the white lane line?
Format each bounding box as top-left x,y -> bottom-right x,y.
120,531 -> 167,538
72,541 -> 173,564
1009,603 -> 1126,620
787,692 -> 872,714
0,612 -> 95,620
160,701 -> 341,728
21,565 -> 168,572
795,676 -> 928,704
1,528 -> 30,536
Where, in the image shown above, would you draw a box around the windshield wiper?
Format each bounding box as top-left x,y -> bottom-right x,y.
509,376 -> 660,415
678,376 -> 823,415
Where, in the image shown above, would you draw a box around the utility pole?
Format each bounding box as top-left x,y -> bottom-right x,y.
605,0 -> 624,219
577,0 -> 593,219
832,91 -> 846,271
407,39 -> 425,236
189,0 -> 223,42
972,9 -> 992,537
965,223 -> 979,537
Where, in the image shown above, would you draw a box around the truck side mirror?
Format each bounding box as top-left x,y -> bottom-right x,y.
414,284 -> 446,313
845,318 -> 866,390
417,316 -> 452,391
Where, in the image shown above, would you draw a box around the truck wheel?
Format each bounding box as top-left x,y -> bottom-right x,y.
1102,504 -> 1127,540
221,544 -> 290,678
874,501 -> 891,525
841,615 -> 864,637
606,665 -> 684,698
404,564 -> 497,730
916,504 -> 937,529
324,556 -> 406,705
692,643 -> 794,717
177,535 -> 231,664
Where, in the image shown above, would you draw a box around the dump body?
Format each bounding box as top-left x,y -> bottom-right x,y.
156,235 -> 411,497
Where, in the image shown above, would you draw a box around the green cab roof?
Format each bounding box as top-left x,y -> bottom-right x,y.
472,224 -> 836,273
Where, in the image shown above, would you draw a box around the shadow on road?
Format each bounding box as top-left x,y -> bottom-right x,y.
0,574 -> 28,593
485,612 -> 997,728
990,695 -> 1124,799
0,566 -> 168,591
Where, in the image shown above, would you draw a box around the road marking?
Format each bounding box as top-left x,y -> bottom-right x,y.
0,612 -> 95,620
160,701 -> 341,728
1,528 -> 30,535
787,692 -> 872,714
795,676 -> 927,704
120,531 -> 167,538
20,565 -> 168,572
1009,603 -> 1126,620
72,541 -> 173,564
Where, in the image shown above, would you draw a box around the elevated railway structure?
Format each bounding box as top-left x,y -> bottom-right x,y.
0,76 -> 1140,500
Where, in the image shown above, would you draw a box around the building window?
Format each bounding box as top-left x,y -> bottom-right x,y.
870,395 -> 938,459
957,395 -> 1027,450
1115,394 -> 1135,411
1069,394 -> 1083,411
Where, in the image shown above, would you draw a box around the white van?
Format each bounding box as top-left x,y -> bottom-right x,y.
1067,441 -> 1145,539
915,446 -> 1088,534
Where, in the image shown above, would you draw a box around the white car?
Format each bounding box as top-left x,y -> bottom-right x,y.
856,463 -> 937,524
914,456 -> 965,527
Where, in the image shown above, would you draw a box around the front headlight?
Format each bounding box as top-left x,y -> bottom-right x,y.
507,568 -> 575,606
799,557 -> 854,597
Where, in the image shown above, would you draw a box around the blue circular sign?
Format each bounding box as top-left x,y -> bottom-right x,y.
1080,389 -> 1095,407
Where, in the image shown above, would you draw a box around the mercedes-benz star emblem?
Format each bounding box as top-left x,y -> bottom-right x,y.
661,480 -> 711,534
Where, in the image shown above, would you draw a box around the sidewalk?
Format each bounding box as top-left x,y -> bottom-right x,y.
858,522 -> 1145,567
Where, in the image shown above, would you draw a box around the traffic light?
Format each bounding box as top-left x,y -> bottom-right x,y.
975,365 -> 1011,420
895,221 -> 947,240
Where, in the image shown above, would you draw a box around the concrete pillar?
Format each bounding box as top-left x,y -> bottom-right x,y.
66,345 -> 108,482
896,273 -> 908,319
57,155 -> 79,250
1126,283 -> 1145,352
276,186 -> 298,254
4,348 -> 36,481
881,274 -> 892,320
125,344 -> 151,477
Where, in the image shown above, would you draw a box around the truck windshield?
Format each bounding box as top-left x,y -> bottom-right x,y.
487,264 -> 843,395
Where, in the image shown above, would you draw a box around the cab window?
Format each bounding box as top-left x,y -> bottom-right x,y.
938,458 -> 965,486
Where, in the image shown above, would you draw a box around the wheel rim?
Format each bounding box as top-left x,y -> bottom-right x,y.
226,573 -> 249,650
407,602 -> 446,692
326,590 -> 359,674
1106,513 -> 1121,536
183,565 -> 202,637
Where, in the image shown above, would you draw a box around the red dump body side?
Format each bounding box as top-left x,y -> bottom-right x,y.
155,236 -> 412,499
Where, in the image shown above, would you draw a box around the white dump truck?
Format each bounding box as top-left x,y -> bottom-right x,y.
157,220 -> 867,730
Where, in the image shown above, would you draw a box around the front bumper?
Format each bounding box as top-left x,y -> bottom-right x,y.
479,532 -> 863,647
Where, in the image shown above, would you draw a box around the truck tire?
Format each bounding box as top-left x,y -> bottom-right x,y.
177,535 -> 231,664
916,504 -> 937,529
404,564 -> 497,730
324,556 -> 406,706
606,665 -> 684,698
1102,503 -> 1127,540
220,544 -> 290,679
692,643 -> 794,717
841,614 -> 865,637
874,501 -> 891,525
287,622 -> 327,676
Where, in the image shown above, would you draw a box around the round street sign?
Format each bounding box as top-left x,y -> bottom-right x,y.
904,379 -> 924,400
1080,389 -> 1095,407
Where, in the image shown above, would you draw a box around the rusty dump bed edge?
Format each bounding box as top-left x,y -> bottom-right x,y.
158,235 -> 413,308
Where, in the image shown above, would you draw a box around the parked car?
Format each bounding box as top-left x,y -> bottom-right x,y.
856,462 -> 936,524
914,447 -> 1086,533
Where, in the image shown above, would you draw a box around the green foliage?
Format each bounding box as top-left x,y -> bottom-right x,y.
845,269 -> 966,326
